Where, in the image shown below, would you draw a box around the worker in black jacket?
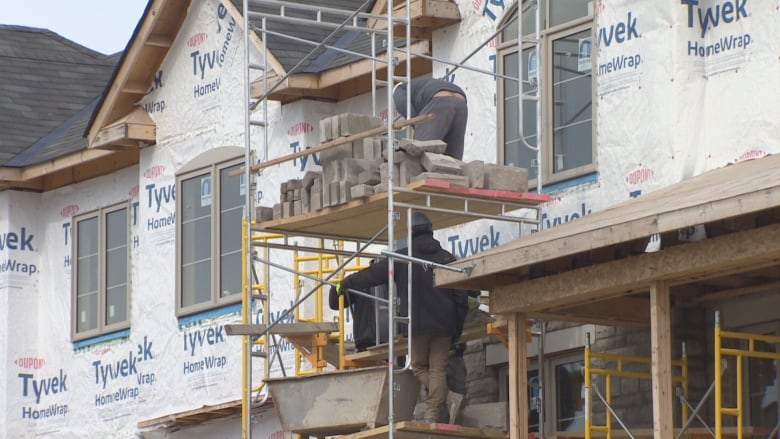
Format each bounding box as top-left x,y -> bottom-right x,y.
330,212 -> 461,423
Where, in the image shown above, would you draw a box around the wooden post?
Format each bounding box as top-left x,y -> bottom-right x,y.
508,313 -> 529,439
650,281 -> 673,438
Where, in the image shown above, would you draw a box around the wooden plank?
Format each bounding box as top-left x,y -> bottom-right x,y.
507,313 -> 528,439
490,223 -> 780,314
224,322 -> 338,336
649,281 -> 673,439
344,320 -> 492,366
340,421 -> 507,438
437,155 -> 780,289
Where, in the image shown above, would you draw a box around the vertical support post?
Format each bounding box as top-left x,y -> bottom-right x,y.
650,281 -> 673,438
585,334 -> 592,439
509,313 -> 529,439
715,311 -> 723,439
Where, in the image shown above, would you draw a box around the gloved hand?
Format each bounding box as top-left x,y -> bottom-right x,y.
329,282 -> 341,298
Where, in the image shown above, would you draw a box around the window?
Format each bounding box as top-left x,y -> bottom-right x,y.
499,352 -> 585,433
72,203 -> 130,340
498,0 -> 594,186
176,149 -> 244,316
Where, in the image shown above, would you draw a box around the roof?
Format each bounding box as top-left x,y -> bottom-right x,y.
0,25 -> 117,167
437,154 -> 780,326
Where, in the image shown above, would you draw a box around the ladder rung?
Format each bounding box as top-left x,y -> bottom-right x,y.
248,63 -> 266,71
250,120 -> 267,127
251,351 -> 267,358
252,293 -> 268,301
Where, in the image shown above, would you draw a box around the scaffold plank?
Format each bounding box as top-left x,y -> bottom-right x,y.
339,421 -> 507,438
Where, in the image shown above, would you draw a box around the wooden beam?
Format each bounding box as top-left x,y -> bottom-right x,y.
507,313 -> 528,439
91,107 -> 156,150
437,155 -> 780,289
532,296 -> 651,327
650,281 -> 673,438
223,0 -> 288,78
144,34 -> 173,48
692,279 -> 780,303
490,223 -> 780,314
122,80 -> 149,95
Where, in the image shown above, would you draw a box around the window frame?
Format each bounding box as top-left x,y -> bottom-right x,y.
71,202 -> 131,341
175,149 -> 245,317
497,1 -> 596,188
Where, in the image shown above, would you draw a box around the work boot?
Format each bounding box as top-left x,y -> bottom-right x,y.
446,391 -> 466,425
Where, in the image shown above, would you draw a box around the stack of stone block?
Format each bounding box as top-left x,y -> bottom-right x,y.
263,113 -> 530,221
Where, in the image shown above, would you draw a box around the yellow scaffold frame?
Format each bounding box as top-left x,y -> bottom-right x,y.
715,316 -> 780,439
585,343 -> 689,439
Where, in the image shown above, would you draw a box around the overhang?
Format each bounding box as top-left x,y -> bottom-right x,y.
436,154 -> 780,326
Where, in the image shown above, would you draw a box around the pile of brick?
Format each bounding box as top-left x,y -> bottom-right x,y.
258,113 -> 529,222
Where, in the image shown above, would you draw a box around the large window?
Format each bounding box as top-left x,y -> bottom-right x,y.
498,0 -> 594,186
72,203 -> 130,340
176,149 -> 244,316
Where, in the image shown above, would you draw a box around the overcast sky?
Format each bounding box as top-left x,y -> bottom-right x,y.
2,1 -> 148,55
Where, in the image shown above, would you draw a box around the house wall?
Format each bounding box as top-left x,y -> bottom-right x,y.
2,0 -> 780,437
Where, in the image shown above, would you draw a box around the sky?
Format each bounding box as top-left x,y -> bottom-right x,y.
2,1 -> 149,55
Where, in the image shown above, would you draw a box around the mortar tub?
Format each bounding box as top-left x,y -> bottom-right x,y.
265,366 -> 420,435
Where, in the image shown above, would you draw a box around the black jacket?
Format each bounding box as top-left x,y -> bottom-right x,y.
336,232 -> 464,338
329,281 -> 389,352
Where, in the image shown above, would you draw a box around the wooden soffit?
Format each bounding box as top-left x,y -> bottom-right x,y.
252,40 -> 432,104
87,0 -> 191,148
92,107 -> 156,150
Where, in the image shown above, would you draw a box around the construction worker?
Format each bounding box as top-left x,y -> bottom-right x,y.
331,212 -> 466,423
393,78 -> 468,160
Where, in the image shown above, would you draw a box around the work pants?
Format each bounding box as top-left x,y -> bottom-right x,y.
411,334 -> 451,420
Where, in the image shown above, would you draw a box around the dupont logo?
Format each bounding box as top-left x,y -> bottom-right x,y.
734,149 -> 766,163
60,205 -> 79,218
15,357 -> 46,370
144,165 -> 165,179
625,164 -> 654,185
92,347 -> 113,356
129,185 -> 139,199
288,122 -> 314,136
187,32 -> 207,48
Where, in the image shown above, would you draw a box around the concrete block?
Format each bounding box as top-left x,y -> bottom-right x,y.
322,178 -> 332,207
399,159 -> 424,186
292,188 -> 301,201
272,203 -> 282,220
484,164 -> 529,192
280,181 -> 288,198
287,179 -> 303,190
373,182 -> 388,194
319,143 -> 353,165
281,201 -> 294,218
421,152 -> 464,175
358,168 -> 381,185
322,161 -> 342,186
327,182 -> 340,207
379,162 -> 400,182
337,181 -> 353,204
319,116 -> 333,143
302,171 -> 321,190
362,137 -> 383,161
342,158 -> 379,185
461,160 -> 486,188
293,200 -> 302,216
338,113 -> 383,137
461,402 -> 507,430
412,172 -> 469,187
310,181 -> 323,212
255,206 -> 274,222
398,138 -> 447,157
350,184 -> 375,199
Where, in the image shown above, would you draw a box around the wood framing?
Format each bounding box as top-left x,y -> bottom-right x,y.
91,107 -> 156,150
508,313 -> 528,439
437,154 -> 780,290
649,281 -> 673,438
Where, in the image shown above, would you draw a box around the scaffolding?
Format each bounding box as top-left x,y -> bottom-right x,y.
227,1 -> 546,438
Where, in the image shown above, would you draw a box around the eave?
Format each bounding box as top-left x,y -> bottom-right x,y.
87,0 -> 191,150
253,40 -> 432,104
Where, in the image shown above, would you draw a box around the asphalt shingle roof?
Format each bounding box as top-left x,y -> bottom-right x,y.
0,25 -> 118,167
